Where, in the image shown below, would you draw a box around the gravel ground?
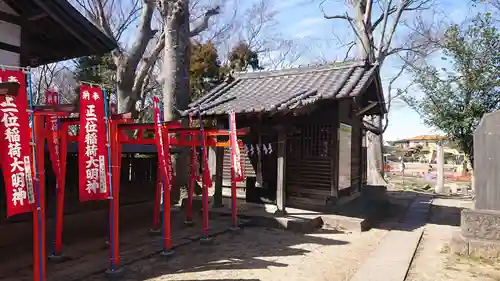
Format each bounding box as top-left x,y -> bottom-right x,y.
406,198 -> 500,281
85,226 -> 389,281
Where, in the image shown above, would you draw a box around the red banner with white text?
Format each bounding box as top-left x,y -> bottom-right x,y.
45,90 -> 61,178
153,98 -> 169,184
0,69 -> 36,216
78,85 -> 109,201
229,111 -> 244,182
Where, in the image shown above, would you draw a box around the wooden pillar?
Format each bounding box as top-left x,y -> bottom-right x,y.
212,122 -> 224,207
213,146 -> 224,207
274,130 -> 286,216
256,132 -> 263,186
331,117 -> 340,200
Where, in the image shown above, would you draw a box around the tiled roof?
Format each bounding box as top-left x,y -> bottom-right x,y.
187,61 -> 382,116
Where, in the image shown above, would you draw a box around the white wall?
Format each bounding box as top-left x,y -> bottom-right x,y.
0,0 -> 20,67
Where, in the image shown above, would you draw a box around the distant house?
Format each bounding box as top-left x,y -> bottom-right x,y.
391,135 -> 449,150
388,135 -> 464,163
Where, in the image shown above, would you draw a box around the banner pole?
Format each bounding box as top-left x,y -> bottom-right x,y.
185,115 -> 195,225
149,100 -> 163,234
103,88 -> 121,276
229,112 -> 238,230
54,123 -> 67,259
159,101 -> 173,257
27,69 -> 45,281
49,92 -> 66,262
151,166 -> 161,231
198,107 -> 211,242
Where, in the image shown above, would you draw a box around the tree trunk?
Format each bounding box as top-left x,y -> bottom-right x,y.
162,4 -> 191,204
366,115 -> 387,186
116,63 -> 138,116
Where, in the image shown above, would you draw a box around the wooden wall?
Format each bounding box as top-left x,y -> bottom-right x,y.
338,98 -> 364,196
215,99 -> 366,211
285,102 -> 338,209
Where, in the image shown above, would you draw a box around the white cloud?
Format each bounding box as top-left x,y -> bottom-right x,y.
274,0 -> 306,11
295,17 -> 324,28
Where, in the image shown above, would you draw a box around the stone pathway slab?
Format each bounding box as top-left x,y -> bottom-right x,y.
349,195 -> 433,281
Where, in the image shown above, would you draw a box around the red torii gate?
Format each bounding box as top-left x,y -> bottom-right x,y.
33,103 -> 249,278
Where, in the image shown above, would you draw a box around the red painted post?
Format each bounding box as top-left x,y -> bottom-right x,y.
229,112 -> 239,230
53,124 -> 68,256
33,114 -> 47,281
185,143 -> 196,224
111,121 -> 121,267
152,166 -> 161,230
230,149 -> 237,229
201,129 -> 210,239
160,125 -> 173,256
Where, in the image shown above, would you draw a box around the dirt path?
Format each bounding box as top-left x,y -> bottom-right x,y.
85,226 -> 389,281
406,198 -> 500,281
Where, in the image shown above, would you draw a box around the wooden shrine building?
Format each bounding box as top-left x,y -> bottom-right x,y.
0,0 -> 116,67
189,61 -> 386,212
0,0 -> 116,222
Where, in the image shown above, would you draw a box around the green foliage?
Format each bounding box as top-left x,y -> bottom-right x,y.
189,40 -> 223,101
228,41 -> 262,71
74,54 -> 116,85
404,13 -> 500,159
189,40 -> 262,102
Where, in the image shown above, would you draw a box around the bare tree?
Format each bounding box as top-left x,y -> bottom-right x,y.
154,0 -> 220,201
320,0 -> 442,185
72,0 -> 219,117
30,63 -> 77,104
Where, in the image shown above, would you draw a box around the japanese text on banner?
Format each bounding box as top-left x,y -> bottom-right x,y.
78,85 -> 109,201
153,98 -> 170,189
0,70 -> 35,217
45,90 -> 61,179
229,111 -> 244,182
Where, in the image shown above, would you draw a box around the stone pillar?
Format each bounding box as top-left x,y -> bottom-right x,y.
434,143 -> 444,193
451,111 -> 500,259
274,130 -> 286,217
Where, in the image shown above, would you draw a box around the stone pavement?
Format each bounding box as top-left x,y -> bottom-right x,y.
349,195 -> 434,281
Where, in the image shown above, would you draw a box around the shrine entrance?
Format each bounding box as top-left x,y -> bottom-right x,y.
286,115 -> 336,210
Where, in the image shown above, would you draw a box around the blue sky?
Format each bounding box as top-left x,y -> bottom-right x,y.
260,0 -> 490,141
73,0 -> 491,141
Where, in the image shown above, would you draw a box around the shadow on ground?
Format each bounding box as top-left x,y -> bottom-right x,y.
0,198 -> 350,281
372,188 -> 473,232
88,225 -> 348,281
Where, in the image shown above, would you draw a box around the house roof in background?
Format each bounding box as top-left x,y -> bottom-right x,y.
390,135 -> 448,144
187,61 -> 384,116
2,0 -> 117,66
407,135 -> 448,141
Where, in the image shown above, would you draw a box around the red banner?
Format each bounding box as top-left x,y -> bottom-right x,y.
45,90 -> 60,178
229,111 -> 244,182
200,126 -> 212,188
78,85 -> 109,201
0,69 -> 36,216
153,98 -> 169,185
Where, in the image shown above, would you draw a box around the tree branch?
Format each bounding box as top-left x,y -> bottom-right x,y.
125,0 -> 157,76
189,6 -> 221,37
377,0 -> 407,62
320,0 -> 354,21
133,32 -> 165,93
